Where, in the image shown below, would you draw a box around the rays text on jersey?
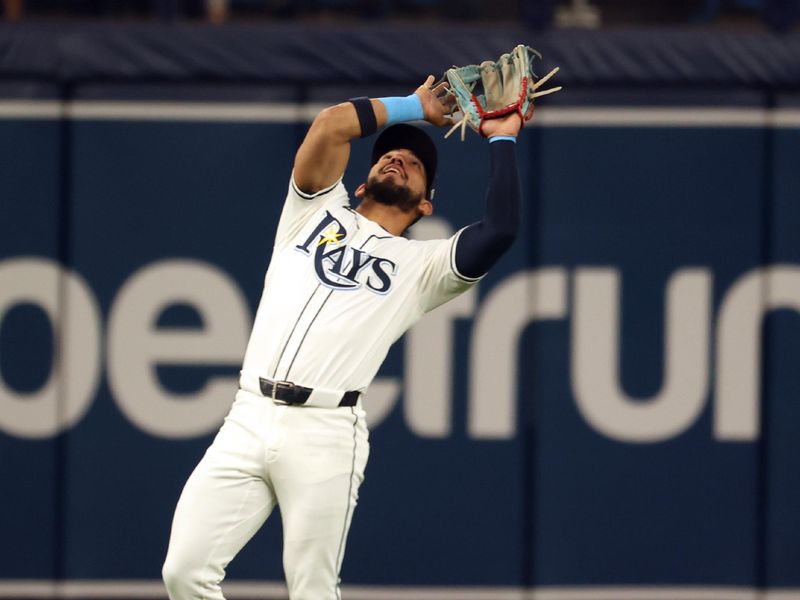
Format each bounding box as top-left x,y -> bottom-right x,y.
295,211 -> 397,293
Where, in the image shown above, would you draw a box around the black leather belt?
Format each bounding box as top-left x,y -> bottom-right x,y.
258,377 -> 360,407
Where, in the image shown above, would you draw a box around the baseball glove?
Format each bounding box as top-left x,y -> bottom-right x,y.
442,45 -> 561,141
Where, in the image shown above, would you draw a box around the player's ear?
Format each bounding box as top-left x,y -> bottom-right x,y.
418,199 -> 433,217
355,183 -> 366,198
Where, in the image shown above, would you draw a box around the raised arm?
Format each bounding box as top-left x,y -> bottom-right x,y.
293,76 -> 452,195
453,113 -> 523,279
292,101 -> 385,195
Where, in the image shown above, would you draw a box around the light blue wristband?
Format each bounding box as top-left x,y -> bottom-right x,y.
379,94 -> 424,125
488,135 -> 517,143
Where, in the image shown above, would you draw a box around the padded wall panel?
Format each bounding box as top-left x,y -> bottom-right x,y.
61,88 -> 296,578
0,81 -> 63,579
764,93 -> 800,587
532,113 -> 768,584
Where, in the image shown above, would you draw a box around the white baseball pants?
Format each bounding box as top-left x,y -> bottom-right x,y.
162,389 -> 369,600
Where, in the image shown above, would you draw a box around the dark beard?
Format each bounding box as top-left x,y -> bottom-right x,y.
363,176 -> 423,213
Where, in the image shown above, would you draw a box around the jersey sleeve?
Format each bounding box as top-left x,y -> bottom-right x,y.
416,227 -> 484,314
274,172 -> 349,248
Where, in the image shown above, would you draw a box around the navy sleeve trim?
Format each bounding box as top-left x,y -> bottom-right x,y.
449,228 -> 484,283
290,172 -> 342,200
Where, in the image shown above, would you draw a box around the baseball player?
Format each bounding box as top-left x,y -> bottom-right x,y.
162,75 -> 522,599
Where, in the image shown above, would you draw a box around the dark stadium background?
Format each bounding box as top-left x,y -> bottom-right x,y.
1,1 -> 799,598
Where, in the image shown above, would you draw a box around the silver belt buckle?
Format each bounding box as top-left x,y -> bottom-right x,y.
271,380 -> 294,405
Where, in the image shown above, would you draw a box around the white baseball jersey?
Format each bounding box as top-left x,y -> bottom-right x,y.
238,174 -> 482,404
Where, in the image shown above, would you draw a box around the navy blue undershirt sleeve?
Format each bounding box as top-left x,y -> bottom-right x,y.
453,139 -> 521,279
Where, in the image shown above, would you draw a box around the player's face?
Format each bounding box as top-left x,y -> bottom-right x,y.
370,149 -> 428,201
363,176 -> 423,213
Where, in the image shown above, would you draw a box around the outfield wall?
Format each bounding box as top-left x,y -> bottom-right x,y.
1,25 -> 799,599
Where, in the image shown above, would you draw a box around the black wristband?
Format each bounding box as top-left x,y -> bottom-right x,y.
349,96 -> 378,138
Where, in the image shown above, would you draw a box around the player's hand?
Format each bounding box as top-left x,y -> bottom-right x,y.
480,112 -> 523,138
415,75 -> 455,127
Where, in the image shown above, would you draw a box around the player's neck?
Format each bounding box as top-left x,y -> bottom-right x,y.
355,198 -> 413,236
